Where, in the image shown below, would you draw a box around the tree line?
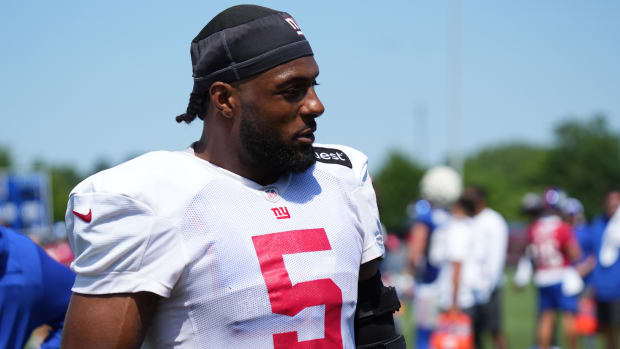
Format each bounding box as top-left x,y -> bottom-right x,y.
373,115 -> 620,235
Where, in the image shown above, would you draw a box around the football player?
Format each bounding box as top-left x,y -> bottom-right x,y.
61,5 -> 404,349
588,189 -> 620,349
407,165 -> 461,349
0,226 -> 75,349
526,188 -> 582,349
464,186 -> 509,349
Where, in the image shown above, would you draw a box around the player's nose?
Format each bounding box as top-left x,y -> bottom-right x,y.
301,87 -> 324,118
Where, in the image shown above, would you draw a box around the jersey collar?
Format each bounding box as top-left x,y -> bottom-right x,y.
181,145 -> 292,195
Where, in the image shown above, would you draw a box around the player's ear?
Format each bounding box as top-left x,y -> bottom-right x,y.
209,82 -> 237,119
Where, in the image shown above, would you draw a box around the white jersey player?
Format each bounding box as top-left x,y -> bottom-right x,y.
66,144 -> 382,348
61,4 -> 405,349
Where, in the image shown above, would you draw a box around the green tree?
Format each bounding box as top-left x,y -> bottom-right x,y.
464,143 -> 549,221
0,147 -> 11,168
373,150 -> 426,235
543,115 -> 620,218
33,161 -> 83,222
91,158 -> 112,176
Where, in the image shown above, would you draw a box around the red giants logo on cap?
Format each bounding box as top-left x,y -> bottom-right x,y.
284,17 -> 303,36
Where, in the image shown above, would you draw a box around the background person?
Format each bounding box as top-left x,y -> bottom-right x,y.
464,186 -> 509,349
526,188 -> 582,349
408,166 -> 461,349
0,226 -> 75,349
430,195 -> 478,317
588,189 -> 620,349
561,197 -> 597,348
407,197 -> 448,349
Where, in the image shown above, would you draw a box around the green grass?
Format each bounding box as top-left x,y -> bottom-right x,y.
397,269 -> 603,348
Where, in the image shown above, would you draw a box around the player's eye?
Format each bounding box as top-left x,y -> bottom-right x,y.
279,79 -> 318,102
281,86 -> 307,102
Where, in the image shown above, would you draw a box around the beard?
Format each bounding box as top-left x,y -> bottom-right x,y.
239,110 -> 316,175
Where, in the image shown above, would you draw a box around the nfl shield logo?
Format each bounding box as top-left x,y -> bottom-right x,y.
263,186 -> 280,202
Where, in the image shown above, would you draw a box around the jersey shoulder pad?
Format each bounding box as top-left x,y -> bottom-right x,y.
313,145 -> 354,168
485,208 -> 508,227
313,143 -> 368,170
313,143 -> 369,185
69,150 -> 209,215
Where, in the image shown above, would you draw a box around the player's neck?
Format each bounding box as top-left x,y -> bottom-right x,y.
193,138 -> 284,186
475,206 -> 485,215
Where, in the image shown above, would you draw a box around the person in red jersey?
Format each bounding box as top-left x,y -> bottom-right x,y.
526,188 -> 582,349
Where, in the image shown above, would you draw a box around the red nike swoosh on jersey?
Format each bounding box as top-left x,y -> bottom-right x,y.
72,209 -> 92,223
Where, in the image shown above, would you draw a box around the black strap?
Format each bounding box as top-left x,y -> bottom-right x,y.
356,285 -> 401,322
357,335 -> 406,349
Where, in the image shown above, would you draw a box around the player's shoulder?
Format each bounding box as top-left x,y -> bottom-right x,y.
480,207 -> 508,225
69,149 -> 210,214
0,226 -> 39,269
558,220 -> 574,232
411,199 -> 432,219
0,226 -> 31,248
448,216 -> 474,232
313,143 -> 367,168
71,150 -> 195,193
312,143 -> 369,184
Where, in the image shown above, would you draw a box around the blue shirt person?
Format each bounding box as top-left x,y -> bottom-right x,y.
587,189 -> 620,349
589,213 -> 620,301
407,199 -> 450,349
0,226 -> 75,349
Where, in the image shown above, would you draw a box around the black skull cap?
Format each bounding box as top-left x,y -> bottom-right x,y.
190,4 -> 314,94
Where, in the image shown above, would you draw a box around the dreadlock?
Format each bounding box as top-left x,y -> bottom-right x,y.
176,92 -> 208,124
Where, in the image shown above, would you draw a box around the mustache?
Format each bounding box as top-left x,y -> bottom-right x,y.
293,119 -> 317,137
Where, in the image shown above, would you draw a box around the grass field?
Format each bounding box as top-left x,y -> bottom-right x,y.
397,269 -> 604,349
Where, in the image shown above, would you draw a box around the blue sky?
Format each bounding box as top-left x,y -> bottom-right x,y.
1,1 -> 619,173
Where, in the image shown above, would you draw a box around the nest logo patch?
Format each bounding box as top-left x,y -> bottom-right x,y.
314,147 -> 352,168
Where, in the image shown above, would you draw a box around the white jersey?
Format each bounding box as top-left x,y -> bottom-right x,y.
430,216 -> 478,309
471,208 -> 509,301
65,143 -> 384,349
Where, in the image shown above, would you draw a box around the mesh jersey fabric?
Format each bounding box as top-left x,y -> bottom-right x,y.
65,143 -> 384,349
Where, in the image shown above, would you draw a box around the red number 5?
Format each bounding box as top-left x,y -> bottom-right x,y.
252,228 -> 344,348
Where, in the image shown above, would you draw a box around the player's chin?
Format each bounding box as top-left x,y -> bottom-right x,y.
290,145 -> 316,173
290,136 -> 314,152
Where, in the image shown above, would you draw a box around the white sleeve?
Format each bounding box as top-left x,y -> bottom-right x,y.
350,161 -> 385,264
600,206 -> 620,267
445,220 -> 469,262
484,214 -> 509,286
66,193 -> 186,297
